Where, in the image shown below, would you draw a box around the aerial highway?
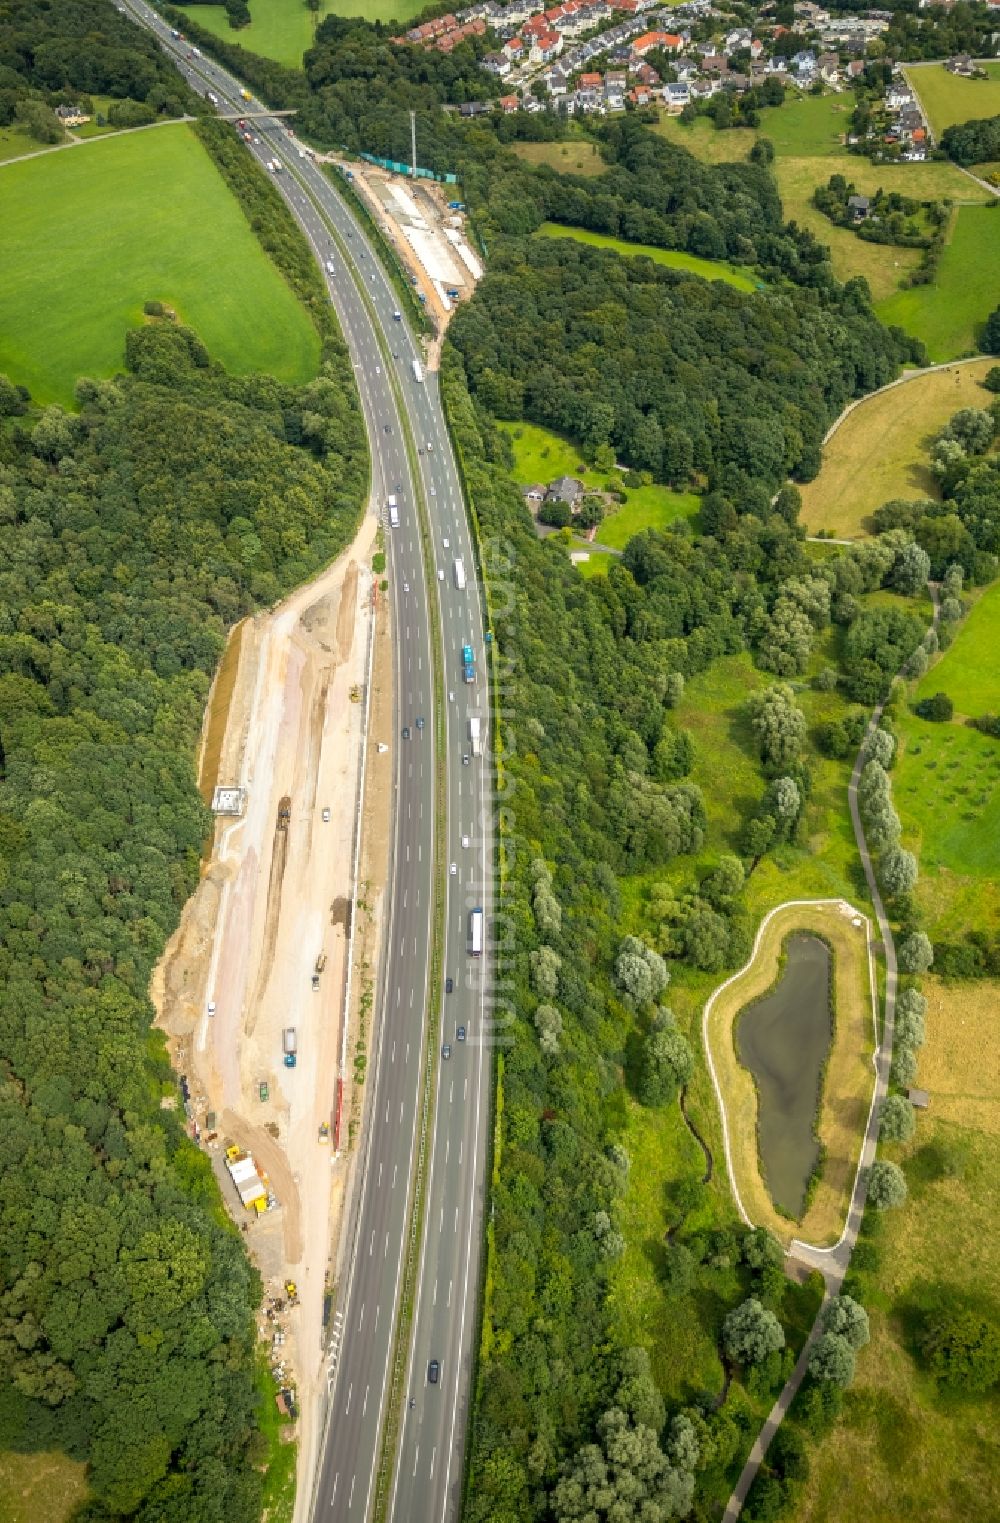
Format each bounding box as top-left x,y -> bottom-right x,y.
121,7 -> 493,1522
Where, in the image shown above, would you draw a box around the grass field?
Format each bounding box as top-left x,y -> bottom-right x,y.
0,1452 -> 87,1523
535,222 -> 760,291
500,420 -> 699,553
759,91 -> 856,158
651,114 -> 757,164
180,0 -> 425,66
799,358 -> 996,538
0,123 -> 320,407
511,139 -> 607,176
893,582 -> 1000,939
876,205 -> 1000,361
772,156 -> 982,301
904,61 -> 1000,138
703,901 -> 875,1247
796,974 -> 1000,1523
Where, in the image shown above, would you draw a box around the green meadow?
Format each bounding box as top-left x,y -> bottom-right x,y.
535,221 -> 760,292
0,124 -> 320,406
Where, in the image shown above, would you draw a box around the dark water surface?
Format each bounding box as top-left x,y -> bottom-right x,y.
736,934 -> 833,1219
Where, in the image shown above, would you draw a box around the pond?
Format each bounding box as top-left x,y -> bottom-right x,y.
736,934 -> 833,1219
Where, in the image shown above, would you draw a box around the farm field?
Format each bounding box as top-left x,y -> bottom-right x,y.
535,222 -> 760,290
904,61 -> 1000,138
796,973 -> 1000,1523
799,358 -> 996,538
876,206 -> 1000,361
511,139 -> 607,176
179,0 -> 424,65
0,123 -> 320,407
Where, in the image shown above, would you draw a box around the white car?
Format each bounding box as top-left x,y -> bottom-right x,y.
437,569 -> 444,582
322,807 -> 331,822
403,581 -> 410,593
443,537 -> 450,550
450,862 -> 457,876
375,366 -> 381,375
461,834 -> 470,849
427,442 -> 433,452
430,486 -> 436,496
207,1001 -> 217,1016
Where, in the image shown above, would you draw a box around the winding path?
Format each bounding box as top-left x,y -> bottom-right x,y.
717,590 -> 940,1520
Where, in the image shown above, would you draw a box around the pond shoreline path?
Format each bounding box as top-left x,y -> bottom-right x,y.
716,587 -> 940,1519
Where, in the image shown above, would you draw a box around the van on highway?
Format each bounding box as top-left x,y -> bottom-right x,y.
325,259 -> 335,274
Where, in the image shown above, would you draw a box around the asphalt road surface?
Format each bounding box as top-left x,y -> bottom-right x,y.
120,9 -> 493,1521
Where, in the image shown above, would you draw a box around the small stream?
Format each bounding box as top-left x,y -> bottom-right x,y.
736,934 -> 832,1219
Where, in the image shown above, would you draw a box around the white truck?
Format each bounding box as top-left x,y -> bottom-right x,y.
387,494 -> 400,529
469,716 -> 483,757
412,358 -> 424,383
453,557 -> 466,590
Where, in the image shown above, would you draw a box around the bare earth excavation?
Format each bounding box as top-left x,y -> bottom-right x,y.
151,509 -> 393,1494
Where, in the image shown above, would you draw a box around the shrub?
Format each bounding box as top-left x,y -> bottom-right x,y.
914,691 -> 953,722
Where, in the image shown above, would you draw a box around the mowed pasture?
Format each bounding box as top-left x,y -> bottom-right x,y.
894,581 -> 1000,938
0,124 -> 320,406
534,222 -> 760,290
904,61 -> 1000,138
796,974 -> 1000,1523
511,139 -> 607,176
799,358 -> 997,538
180,0 -> 424,65
702,900 -> 875,1248
772,156 -> 982,302
876,205 -> 1000,361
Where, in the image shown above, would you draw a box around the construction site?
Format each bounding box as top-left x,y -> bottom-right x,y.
338,156 -> 483,334
151,508 -> 396,1495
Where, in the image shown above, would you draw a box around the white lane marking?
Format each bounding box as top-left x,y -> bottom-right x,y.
345,1383 -> 353,1416
358,1302 -> 364,1331
447,1279 -> 453,1308
362,1385 -> 370,1417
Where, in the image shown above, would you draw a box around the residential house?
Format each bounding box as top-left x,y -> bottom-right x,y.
55,103 -> 90,126
847,194 -> 870,222
498,92 -> 521,111
503,35 -> 525,60
530,29 -> 564,61
483,50 -> 513,74
791,49 -> 816,75
522,484 -> 547,509
846,59 -> 865,80
579,69 -> 603,87
946,54 -> 975,75
544,477 -> 585,508
749,37 -> 764,59
701,53 -> 729,74
724,27 -> 752,51
817,51 -> 840,83
664,80 -> 690,109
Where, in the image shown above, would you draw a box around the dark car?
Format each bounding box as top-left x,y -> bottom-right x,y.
457,1025 -> 466,1042
402,726 -> 411,740
445,977 -> 454,994
428,1360 -> 440,1385
415,716 -> 425,730
442,1043 -> 452,1060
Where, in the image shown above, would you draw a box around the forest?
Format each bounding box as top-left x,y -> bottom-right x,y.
941,112 -> 1000,165
0,0 -> 196,139
0,323 -> 365,1520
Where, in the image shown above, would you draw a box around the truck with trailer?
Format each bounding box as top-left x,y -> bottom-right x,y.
387,495 -> 400,529
469,716 -> 482,757
453,558 -> 466,590
282,1028 -> 297,1069
469,908 -> 483,957
462,643 -> 475,684
412,359 -> 424,383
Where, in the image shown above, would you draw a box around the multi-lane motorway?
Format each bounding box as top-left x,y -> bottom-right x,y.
121,9 -> 492,1521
